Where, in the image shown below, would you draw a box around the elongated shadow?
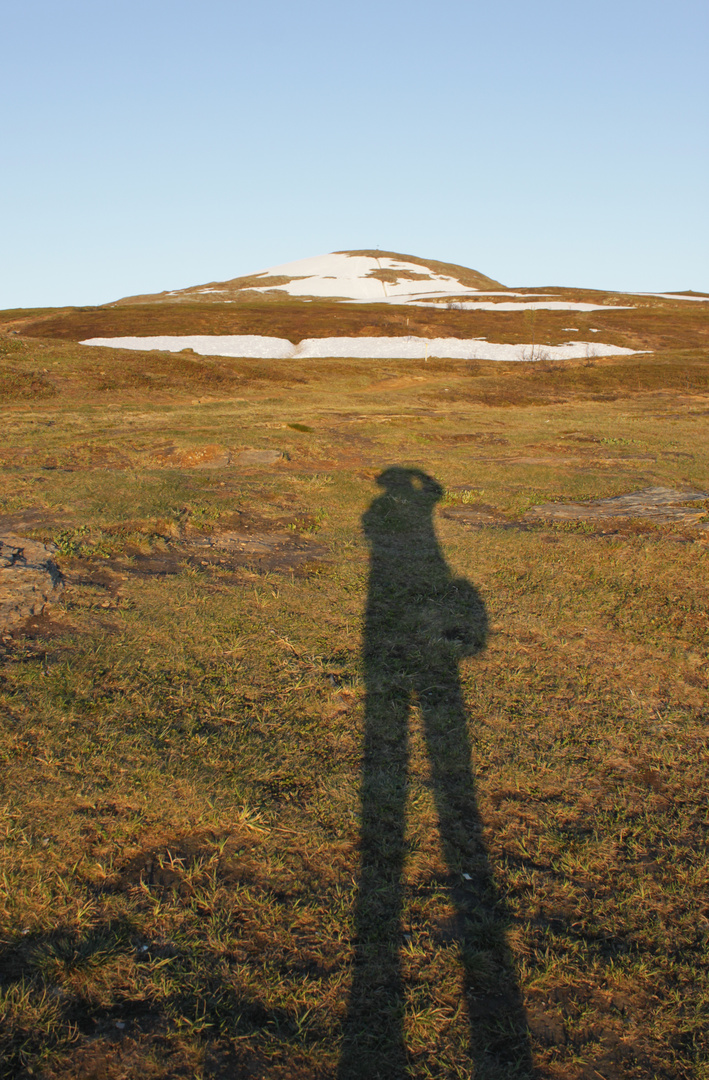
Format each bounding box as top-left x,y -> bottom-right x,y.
339,467 -> 532,1079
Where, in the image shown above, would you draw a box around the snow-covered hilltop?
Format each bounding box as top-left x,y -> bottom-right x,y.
117,250 -> 506,306
114,248 -> 709,310
242,252 -> 494,301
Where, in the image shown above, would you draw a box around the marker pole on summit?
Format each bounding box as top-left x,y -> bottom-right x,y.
374,253 -> 388,300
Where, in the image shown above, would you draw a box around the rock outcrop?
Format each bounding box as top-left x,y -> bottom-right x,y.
0,535 -> 64,633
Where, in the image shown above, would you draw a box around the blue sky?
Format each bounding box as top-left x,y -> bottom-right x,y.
2,0 -> 707,307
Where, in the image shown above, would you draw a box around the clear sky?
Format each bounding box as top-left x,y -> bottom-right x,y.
2,0 -> 708,307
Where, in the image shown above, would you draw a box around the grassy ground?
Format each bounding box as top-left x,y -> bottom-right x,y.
7,295 -> 709,358
1,328 -> 708,1079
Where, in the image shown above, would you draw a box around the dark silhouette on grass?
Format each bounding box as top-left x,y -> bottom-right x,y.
339,467 -> 531,1079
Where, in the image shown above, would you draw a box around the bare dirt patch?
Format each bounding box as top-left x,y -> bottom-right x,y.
59,512 -> 329,586
147,445 -> 286,469
2,508 -> 328,638
235,448 -> 286,466
364,375 -> 435,392
424,432 -> 509,446
488,453 -> 656,467
0,508 -> 72,535
0,443 -> 288,473
9,610 -> 75,640
113,829 -> 260,898
441,502 -> 521,528
149,443 -> 232,469
186,528 -> 326,575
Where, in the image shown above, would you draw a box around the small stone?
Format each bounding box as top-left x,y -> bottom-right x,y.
236,449 -> 284,466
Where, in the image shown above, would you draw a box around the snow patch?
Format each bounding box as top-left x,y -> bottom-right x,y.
291,338 -> 639,361
80,335 -> 294,358
407,301 -> 631,312
250,252 -> 483,301
633,293 -> 709,302
81,335 -> 643,362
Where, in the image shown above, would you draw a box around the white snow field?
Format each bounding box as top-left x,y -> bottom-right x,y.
80,335 -> 295,358
246,253 -> 484,301
249,253 -> 627,308
634,293 -> 709,302
81,335 -> 642,362
406,300 -> 631,312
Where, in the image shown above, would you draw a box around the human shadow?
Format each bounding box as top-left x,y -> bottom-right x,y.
339,467 -> 532,1079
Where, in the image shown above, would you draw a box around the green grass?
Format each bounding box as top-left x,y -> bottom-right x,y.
0,317 -> 708,1079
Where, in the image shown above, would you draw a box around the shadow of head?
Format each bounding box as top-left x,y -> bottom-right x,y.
376,466 -> 444,505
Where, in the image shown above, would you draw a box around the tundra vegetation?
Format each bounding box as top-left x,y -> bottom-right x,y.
0,286 -> 708,1079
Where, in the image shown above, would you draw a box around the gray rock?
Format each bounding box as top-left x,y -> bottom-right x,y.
236,449 -> 285,466
0,535 -> 64,632
526,487 -> 709,525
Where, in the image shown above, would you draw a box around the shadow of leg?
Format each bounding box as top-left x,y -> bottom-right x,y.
338,681 -> 410,1080
418,666 -> 533,1078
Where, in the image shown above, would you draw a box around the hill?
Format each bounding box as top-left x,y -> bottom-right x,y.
3,249 -> 708,363
113,250 -> 507,305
